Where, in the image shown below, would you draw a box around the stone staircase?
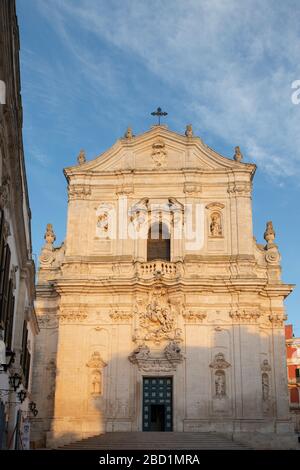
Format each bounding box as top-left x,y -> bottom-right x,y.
59,432 -> 250,450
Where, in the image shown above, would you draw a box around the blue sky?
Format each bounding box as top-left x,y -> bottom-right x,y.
17,0 -> 300,334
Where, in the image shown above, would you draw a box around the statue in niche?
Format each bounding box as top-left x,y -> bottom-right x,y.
210,212 -> 222,237
97,213 -> 109,234
262,373 -> 269,401
91,370 -> 102,395
215,370 -> 226,398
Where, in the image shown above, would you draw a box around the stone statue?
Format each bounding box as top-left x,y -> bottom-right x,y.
124,127 -> 133,139
185,124 -> 193,138
264,221 -> 275,245
233,146 -> 243,162
262,373 -> 269,401
44,224 -> 56,246
77,149 -> 86,165
91,370 -> 102,395
215,371 -> 226,398
210,213 -> 222,237
97,213 -> 109,233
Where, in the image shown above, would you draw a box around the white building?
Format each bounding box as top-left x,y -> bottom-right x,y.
0,0 -> 38,450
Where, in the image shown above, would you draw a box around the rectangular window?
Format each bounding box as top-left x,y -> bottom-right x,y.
296,368 -> 300,378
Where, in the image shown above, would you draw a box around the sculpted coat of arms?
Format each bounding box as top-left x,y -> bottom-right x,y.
134,287 -> 182,343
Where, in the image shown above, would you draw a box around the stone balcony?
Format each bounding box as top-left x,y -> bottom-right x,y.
135,260 -> 183,279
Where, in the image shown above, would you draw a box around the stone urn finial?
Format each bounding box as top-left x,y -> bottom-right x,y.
77,149 -> 86,165
264,221 -> 275,246
44,223 -> 56,246
124,127 -> 133,139
233,146 -> 243,162
185,124 -> 193,138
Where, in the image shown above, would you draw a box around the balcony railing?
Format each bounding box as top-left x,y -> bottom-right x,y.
135,260 -> 182,278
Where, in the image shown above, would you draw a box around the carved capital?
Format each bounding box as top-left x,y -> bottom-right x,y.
109,309 -> 133,322
229,309 -> 261,323
183,310 -> 207,323
58,308 -> 88,323
268,313 -> 287,327
227,182 -> 251,196
68,184 -> 91,201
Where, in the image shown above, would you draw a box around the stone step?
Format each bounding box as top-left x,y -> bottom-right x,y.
59,432 -> 250,450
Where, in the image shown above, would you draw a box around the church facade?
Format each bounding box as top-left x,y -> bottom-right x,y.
32,124 -> 294,448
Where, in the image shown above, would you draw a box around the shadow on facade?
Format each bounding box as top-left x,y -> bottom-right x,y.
30,323 -> 295,449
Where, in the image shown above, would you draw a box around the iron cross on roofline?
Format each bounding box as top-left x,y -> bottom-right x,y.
151,107 -> 168,125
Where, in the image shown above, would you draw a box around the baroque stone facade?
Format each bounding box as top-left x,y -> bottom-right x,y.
32,124 -> 294,447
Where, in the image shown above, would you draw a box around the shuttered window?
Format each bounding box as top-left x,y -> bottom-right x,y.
20,322 -> 31,389
0,240 -> 11,331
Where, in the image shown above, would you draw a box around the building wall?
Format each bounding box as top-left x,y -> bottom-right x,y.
0,0 -> 38,450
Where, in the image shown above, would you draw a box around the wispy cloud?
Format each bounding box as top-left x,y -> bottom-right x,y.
23,0 -> 300,182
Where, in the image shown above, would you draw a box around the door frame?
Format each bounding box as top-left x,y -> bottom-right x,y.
142,376 -> 173,432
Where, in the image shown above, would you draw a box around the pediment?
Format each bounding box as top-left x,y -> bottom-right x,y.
64,126 -> 255,180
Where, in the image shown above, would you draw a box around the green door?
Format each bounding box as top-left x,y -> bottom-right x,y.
142,377 -> 173,431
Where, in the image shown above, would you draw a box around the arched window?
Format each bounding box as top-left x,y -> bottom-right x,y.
147,222 -> 170,261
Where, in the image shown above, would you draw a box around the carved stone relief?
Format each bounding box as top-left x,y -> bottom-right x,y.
133,287 -> 182,343
151,140 -> 167,167
68,184 -> 91,201
227,182 -> 252,197
268,313 -> 287,327
95,203 -> 115,239
109,309 -> 133,322
58,308 -> 88,324
230,309 -> 261,323
209,352 -> 231,370
128,341 -> 184,372
182,310 -> 207,323
37,314 -> 59,329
